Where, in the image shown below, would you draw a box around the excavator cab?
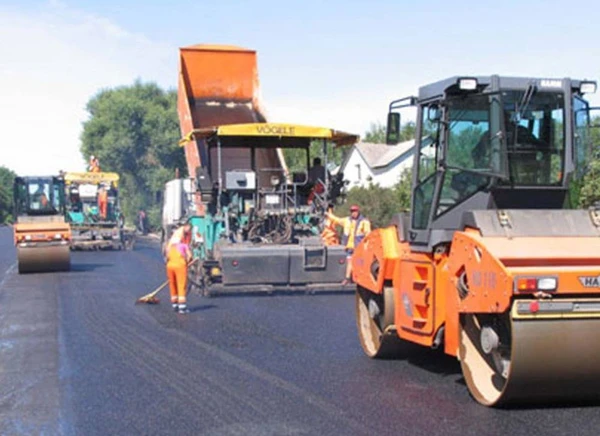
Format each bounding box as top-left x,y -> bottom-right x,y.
353,76 -> 600,407
13,175 -> 71,273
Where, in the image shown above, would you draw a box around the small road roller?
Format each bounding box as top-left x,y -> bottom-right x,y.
13,175 -> 71,273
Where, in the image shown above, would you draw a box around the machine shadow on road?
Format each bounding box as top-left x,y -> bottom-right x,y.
381,341 -> 463,378
69,263 -> 113,272
195,290 -> 355,299
188,304 -> 218,313
495,398 -> 600,411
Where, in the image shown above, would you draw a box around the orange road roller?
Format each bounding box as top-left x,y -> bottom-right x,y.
13,175 -> 71,273
352,75 -> 600,406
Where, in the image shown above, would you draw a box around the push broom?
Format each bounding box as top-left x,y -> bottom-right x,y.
135,258 -> 198,305
135,279 -> 168,305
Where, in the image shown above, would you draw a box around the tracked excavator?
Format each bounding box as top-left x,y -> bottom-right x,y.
13,175 -> 71,273
352,75 -> 600,406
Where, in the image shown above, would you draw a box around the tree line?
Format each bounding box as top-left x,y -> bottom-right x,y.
80,81 -> 186,229
0,166 -> 17,224
1,80 -> 599,231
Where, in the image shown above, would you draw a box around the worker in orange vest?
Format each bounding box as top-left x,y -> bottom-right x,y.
165,223 -> 193,313
327,204 -> 371,284
321,204 -> 340,246
89,155 -> 101,172
97,186 -> 108,219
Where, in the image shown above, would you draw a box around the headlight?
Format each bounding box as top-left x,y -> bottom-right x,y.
580,81 -> 597,94
458,77 -> 477,90
537,277 -> 557,291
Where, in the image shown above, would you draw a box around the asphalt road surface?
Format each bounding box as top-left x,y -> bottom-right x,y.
1,225 -> 600,435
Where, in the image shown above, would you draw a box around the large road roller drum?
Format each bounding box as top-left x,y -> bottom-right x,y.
459,299 -> 600,406
17,245 -> 71,273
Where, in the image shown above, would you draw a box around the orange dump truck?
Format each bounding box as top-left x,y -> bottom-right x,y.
13,175 -> 71,273
352,75 -> 600,406
177,44 -> 285,212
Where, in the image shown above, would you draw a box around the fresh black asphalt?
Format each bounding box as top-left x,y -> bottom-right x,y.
1,226 -> 599,435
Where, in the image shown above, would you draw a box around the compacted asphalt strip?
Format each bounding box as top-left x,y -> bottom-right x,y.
1,226 -> 600,435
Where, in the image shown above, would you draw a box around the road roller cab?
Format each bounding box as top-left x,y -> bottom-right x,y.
352,75 -> 600,406
13,175 -> 71,273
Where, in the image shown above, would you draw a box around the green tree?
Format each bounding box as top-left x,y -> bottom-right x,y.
0,166 -> 17,224
574,116 -> 600,208
80,80 -> 185,229
364,122 -> 386,143
283,140 -> 346,173
394,168 -> 413,210
364,121 -> 416,144
337,168 -> 412,229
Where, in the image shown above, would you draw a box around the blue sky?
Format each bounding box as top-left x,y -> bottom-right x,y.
1,0 -> 599,174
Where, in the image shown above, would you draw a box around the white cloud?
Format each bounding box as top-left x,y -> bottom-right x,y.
2,1 -> 598,179
0,2 -> 175,176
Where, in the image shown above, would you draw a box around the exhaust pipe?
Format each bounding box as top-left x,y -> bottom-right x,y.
432,326 -> 445,349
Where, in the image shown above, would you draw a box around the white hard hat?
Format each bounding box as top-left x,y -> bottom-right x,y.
91,155 -> 95,160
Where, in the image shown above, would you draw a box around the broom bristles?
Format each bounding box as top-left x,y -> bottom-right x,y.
135,295 -> 160,304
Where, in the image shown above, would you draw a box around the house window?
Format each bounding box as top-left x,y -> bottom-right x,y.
356,164 -> 361,181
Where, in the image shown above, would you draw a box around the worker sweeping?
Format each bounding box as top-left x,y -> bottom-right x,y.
326,204 -> 371,284
165,223 -> 193,313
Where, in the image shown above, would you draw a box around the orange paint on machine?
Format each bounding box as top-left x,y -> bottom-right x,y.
352,75 -> 600,407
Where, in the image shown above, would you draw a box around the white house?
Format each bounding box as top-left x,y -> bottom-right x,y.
338,137 -> 429,188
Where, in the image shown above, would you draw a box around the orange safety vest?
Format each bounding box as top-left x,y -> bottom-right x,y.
89,158 -> 101,172
167,243 -> 189,265
321,217 -> 339,246
329,214 -> 371,250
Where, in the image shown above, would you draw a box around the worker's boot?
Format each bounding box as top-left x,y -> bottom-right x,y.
172,303 -> 178,311
178,304 -> 189,314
